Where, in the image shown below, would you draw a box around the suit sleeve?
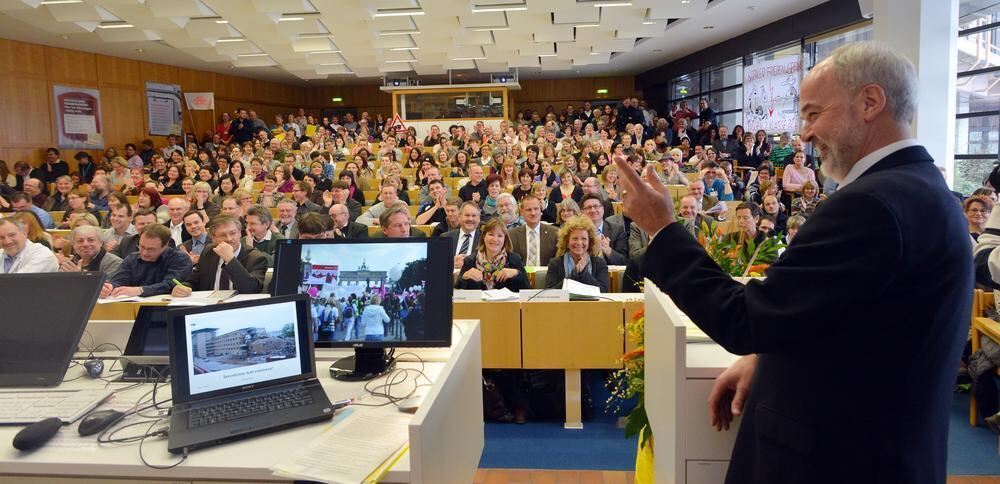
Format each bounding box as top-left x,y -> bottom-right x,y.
544,258 -> 565,289
348,201 -> 361,222
642,189 -> 902,355
504,252 -> 531,291
455,255 -> 483,290
605,225 -> 629,265
225,251 -> 268,293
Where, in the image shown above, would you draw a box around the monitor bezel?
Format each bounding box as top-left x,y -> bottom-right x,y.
271,237 -> 453,350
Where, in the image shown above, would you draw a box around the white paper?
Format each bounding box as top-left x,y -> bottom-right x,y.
271,408 -> 411,483
561,278 -> 600,298
63,113 -> 96,134
519,289 -> 569,302
452,290 -> 482,302
96,296 -> 142,304
482,288 -> 518,301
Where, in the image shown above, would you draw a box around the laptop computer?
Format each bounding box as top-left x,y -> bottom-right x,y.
119,306 -> 184,382
166,294 -> 335,454
0,272 -> 105,387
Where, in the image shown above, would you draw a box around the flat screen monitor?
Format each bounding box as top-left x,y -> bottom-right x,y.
271,238 -> 453,380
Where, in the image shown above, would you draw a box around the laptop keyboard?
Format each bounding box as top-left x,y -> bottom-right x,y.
188,387 -> 315,429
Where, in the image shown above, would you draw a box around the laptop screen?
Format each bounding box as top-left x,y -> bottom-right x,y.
124,306 -> 176,357
167,295 -> 316,404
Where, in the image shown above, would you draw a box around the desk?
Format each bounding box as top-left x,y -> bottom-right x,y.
526,265 -> 627,292
0,321 -> 483,484
971,316 -> 1000,426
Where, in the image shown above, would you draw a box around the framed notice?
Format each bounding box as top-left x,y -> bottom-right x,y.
146,81 -> 183,136
53,85 -> 103,149
743,56 -> 802,134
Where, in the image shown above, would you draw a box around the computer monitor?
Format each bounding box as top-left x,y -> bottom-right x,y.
271,238 -> 453,381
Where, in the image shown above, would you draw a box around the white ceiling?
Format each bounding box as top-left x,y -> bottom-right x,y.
0,0 -> 827,85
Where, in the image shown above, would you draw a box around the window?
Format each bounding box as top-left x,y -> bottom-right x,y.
955,0 -> 1000,195
667,59 -> 743,129
399,90 -> 505,120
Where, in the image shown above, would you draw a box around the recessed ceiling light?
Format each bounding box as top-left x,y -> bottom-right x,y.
385,59 -> 415,63
299,33 -> 335,39
703,25 -> 714,29
277,17 -> 305,22
538,54 -> 557,57
97,23 -> 134,29
575,24 -> 600,28
642,21 -> 657,25
473,27 -> 510,31
215,20 -> 229,24
309,50 -> 342,54
390,47 -> 420,51
380,30 -> 421,36
681,0 -> 691,3
238,53 -> 270,57
372,9 -> 426,17
590,52 -> 602,55
217,37 -> 247,43
594,2 -> 632,7
135,49 -> 144,54
451,57 -> 487,61
472,5 -> 528,13
40,0 -> 83,4
320,62 -> 345,66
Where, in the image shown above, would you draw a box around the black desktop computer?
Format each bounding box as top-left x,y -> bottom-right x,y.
271,238 -> 453,381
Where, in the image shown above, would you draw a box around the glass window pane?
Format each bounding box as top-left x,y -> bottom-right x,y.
718,112 -> 743,132
955,158 -> 997,195
811,25 -> 873,65
955,115 -> 1000,154
957,71 -> 1000,114
960,1 -> 1000,31
671,72 -> 700,100
708,61 -> 743,91
402,90 -> 504,119
707,87 -> 743,112
958,28 -> 1000,73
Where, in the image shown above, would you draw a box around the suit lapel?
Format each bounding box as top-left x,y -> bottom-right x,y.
855,145 -> 933,180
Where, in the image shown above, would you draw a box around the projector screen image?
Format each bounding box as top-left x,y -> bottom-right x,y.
296,243 -> 429,343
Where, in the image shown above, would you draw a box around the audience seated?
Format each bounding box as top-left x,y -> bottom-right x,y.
57,225 -> 122,276
172,215 -> 268,296
113,209 -> 163,258
179,210 -> 210,265
544,215 -> 610,292
358,184 -> 405,226
11,191 -> 54,229
102,224 -> 192,297
508,196 -> 559,267
445,202 -> 483,268
580,194 -> 628,265
328,203 -> 368,239
455,217 -> 531,291
0,216 -> 58,273
377,203 -> 422,238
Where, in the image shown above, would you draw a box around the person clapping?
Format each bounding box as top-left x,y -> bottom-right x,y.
455,218 -> 530,291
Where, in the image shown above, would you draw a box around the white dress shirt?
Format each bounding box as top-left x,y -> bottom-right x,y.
456,230 -> 476,257
1,241 -> 58,274
837,138 -> 919,189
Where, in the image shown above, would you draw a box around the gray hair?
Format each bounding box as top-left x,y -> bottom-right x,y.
245,204 -> 273,225
0,216 -> 26,231
496,192 -> 517,209
70,224 -> 104,243
822,42 -> 917,124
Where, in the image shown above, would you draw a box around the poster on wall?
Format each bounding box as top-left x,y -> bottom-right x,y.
743,56 -> 802,134
146,81 -> 183,136
53,85 -> 104,149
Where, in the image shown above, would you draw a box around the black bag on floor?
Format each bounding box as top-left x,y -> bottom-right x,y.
974,372 -> 999,422
483,376 -> 514,423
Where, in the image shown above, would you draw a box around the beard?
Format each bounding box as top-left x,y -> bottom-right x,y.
816,126 -> 865,183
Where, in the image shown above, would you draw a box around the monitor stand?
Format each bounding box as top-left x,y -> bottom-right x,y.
329,348 -> 396,381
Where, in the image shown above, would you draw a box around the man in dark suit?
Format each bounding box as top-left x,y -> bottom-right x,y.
443,202 -> 482,269
114,209 -> 172,258
509,196 -> 558,267
580,194 -> 628,265
244,205 -> 284,267
329,203 -> 368,239
172,215 -> 268,296
614,43 -> 971,483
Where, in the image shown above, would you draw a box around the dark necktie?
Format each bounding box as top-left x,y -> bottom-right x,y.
219,263 -> 231,290
459,233 -> 471,255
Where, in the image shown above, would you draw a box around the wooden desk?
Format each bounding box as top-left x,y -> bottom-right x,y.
521,300 -> 625,429
0,321 -> 484,484
971,316 -> 1000,426
453,301 -> 522,369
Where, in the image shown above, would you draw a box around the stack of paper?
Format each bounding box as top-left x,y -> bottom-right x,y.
562,279 -> 601,300
272,408 -> 412,483
482,288 -> 518,301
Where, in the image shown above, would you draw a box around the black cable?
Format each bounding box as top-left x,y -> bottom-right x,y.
138,418 -> 186,470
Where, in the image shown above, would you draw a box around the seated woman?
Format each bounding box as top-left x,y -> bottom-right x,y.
49,175 -> 74,213
159,165 -> 185,195
136,187 -> 169,224
455,218 -> 530,291
555,198 -> 581,227
511,169 -> 534,202
965,195 -> 993,242
791,180 -> 825,217
781,150 -> 816,197
548,170 -> 583,206
481,174 -> 503,220
544,215 -> 609,293
190,181 -> 219,219
58,189 -> 103,229
534,182 -> 558,225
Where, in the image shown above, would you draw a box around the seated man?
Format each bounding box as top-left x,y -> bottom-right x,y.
57,225 -> 122,275
273,199 -> 298,238
179,210 -> 210,265
102,203 -> 137,252
102,224 -> 192,297
508,195 -> 559,267
172,215 -> 268,296
378,203 -> 418,238
10,191 -> 54,229
580,193 -> 628,265
677,194 -> 708,238
687,181 -> 727,220
113,209 -> 165,258
415,179 -> 448,226
245,205 -> 284,266
444,201 -> 482,268
326,181 -> 362,221
329,203 -> 368,239
496,193 -> 524,230
431,197 -> 462,236
164,197 -> 191,247
22,179 -> 54,212
0,216 -> 58,273
357,184 -> 406,226
291,181 -> 323,217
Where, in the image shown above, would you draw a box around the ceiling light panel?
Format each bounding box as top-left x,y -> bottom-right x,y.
533,25 -> 574,42
145,0 -> 210,18
552,8 -> 600,24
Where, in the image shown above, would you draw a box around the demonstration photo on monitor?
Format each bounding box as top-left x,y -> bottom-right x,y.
183,301 -> 302,396
296,243 -> 428,344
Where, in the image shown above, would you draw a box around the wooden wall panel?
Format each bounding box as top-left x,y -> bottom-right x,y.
44,46 -> 98,85
0,39 -> 46,77
138,61 -> 179,85
100,86 -> 145,150
511,76 -> 640,116
95,55 -> 141,88
0,76 -> 53,148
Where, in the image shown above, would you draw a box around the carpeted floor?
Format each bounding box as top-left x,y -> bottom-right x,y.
481,392 -> 1000,475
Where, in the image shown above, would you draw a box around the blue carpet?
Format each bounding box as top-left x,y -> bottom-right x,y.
481,391 -> 1000,474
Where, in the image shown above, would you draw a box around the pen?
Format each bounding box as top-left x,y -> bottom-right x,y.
171,278 -> 188,287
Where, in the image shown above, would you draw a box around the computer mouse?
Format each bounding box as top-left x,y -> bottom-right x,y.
78,410 -> 124,436
13,417 -> 62,451
83,359 -> 104,378
397,394 -> 425,414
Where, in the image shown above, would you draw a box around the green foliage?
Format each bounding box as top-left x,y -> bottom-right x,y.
396,257 -> 427,289
698,219 -> 785,276
281,323 -> 295,338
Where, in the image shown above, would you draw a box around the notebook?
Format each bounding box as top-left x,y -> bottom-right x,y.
166,294 -> 334,454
